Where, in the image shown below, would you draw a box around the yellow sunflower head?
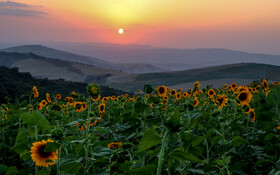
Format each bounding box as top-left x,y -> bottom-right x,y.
176,93 -> 181,100
30,139 -> 57,167
32,86 -> 39,98
193,99 -> 199,107
99,103 -> 105,114
169,89 -> 177,96
231,83 -> 237,90
208,89 -> 216,98
157,85 -> 167,97
237,90 -> 252,105
56,94 -> 61,100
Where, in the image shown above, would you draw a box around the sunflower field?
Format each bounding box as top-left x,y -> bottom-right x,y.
1,79 -> 280,175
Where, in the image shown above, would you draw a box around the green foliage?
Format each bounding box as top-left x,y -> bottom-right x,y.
139,128 -> 161,152
1,78 -> 280,174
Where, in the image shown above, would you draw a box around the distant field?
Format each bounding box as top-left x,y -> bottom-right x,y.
167,79 -> 259,90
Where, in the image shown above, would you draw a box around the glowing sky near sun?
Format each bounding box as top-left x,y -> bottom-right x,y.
0,0 -> 280,54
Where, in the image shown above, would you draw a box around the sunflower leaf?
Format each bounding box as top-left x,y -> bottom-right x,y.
44,142 -> 60,152
139,128 -> 161,152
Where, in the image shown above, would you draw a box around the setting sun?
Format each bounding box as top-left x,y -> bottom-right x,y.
118,28 -> 124,34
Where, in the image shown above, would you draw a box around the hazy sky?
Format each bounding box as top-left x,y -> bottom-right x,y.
0,0 -> 280,54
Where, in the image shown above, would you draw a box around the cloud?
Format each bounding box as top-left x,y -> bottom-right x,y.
0,0 -> 29,8
0,0 -> 45,17
0,8 -> 46,16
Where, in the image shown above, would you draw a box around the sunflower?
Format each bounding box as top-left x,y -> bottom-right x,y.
99,103 -> 105,114
248,109 -> 255,122
169,89 -> 177,96
274,81 -> 278,85
32,86 -> 39,98
71,91 -> 78,98
107,142 -> 122,149
193,99 -> 199,107
176,93 -> 181,100
236,86 -> 248,93
46,93 -> 51,103
231,83 -> 237,91
102,97 -> 108,103
41,100 -> 47,106
157,85 -> 168,97
223,84 -> 227,89
217,94 -> 228,110
91,95 -> 101,102
82,102 -> 87,110
137,89 -> 141,92
30,139 -> 57,167
37,103 -> 43,110
74,101 -> 83,112
263,79 -> 269,89
237,90 -> 252,105
208,89 -> 216,98
241,104 -> 251,114
193,81 -> 201,91
56,94 -> 61,100
87,83 -> 101,98
68,97 -> 74,106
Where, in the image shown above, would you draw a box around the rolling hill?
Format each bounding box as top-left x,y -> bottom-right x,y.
0,51 -> 133,84
43,42 -> 280,71
108,63 -> 280,91
1,45 -> 164,74
0,66 -> 130,103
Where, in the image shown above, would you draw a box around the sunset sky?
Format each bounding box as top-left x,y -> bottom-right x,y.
0,0 -> 280,54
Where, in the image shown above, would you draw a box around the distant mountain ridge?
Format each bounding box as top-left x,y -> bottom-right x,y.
1,45 -> 164,74
42,42 -> 280,71
0,51 -> 133,84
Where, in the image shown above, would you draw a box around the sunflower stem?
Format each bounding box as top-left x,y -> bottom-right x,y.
57,145 -> 62,175
35,125 -> 38,174
85,97 -> 92,173
156,129 -> 169,175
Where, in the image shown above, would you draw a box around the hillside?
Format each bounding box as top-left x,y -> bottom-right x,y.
1,45 -> 164,73
109,63 -> 280,91
0,51 -> 133,84
44,42 -> 280,71
0,66 -> 130,103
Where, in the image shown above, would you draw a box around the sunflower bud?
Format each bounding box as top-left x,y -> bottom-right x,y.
87,83 -> 101,98
51,128 -> 63,140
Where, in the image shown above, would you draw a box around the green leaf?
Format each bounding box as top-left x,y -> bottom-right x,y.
134,102 -> 149,113
205,128 -> 216,138
20,112 -> 30,124
60,162 -> 81,174
139,128 -> 161,152
19,150 -> 31,161
16,128 -> 30,142
164,111 -> 182,132
27,111 -> 42,125
38,117 -> 51,132
5,166 -> 18,175
0,164 -> 8,174
231,136 -> 249,146
191,136 -> 205,146
92,146 -> 113,157
125,165 -> 157,175
210,136 -> 222,145
44,142 -> 60,152
170,151 -> 203,164
188,169 -> 204,174
10,140 -> 29,154
36,170 -> 50,175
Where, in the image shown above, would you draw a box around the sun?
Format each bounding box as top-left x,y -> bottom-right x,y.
118,28 -> 124,34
